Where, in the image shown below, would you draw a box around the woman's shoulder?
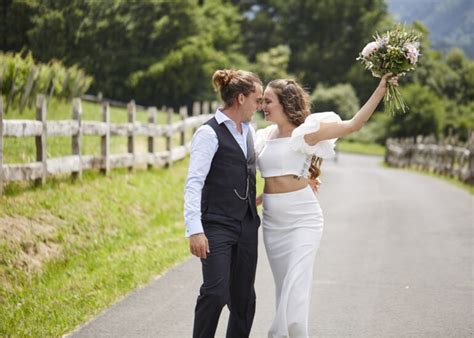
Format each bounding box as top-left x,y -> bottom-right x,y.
256,123 -> 276,134
291,111 -> 341,137
256,124 -> 276,139
255,124 -> 276,154
304,111 -> 341,124
289,112 -> 341,158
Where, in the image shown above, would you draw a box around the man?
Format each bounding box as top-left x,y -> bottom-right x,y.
184,69 -> 263,338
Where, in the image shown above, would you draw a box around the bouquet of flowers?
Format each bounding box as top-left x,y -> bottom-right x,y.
357,25 -> 421,115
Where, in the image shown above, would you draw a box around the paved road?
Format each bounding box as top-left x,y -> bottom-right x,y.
69,153 -> 473,338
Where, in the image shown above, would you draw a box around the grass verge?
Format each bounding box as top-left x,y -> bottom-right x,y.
334,140 -> 472,194
336,140 -> 385,156
0,159 -> 191,336
381,162 -> 474,194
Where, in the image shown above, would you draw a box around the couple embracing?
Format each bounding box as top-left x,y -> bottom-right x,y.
184,69 -> 397,338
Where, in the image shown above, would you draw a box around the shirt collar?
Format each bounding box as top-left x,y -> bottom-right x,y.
215,108 -> 249,128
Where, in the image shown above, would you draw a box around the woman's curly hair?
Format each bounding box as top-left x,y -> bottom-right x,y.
267,79 -> 323,180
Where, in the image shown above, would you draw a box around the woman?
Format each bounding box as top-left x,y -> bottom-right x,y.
255,73 -> 397,338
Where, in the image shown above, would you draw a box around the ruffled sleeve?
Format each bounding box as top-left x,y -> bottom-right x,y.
289,111 -> 342,158
255,124 -> 275,156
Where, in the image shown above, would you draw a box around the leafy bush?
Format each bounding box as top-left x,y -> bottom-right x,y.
0,51 -> 93,113
252,45 -> 291,84
385,83 -> 445,139
444,100 -> 474,142
310,83 -> 360,119
345,114 -> 389,144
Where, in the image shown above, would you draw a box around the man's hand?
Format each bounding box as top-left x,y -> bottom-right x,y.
189,233 -> 210,259
308,177 -> 322,193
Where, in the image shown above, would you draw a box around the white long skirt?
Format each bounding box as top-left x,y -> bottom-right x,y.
262,185 -> 324,338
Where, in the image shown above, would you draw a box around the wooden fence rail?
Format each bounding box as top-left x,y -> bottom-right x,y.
0,95 -> 216,194
385,134 -> 474,184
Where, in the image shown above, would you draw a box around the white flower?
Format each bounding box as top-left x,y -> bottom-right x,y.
361,41 -> 380,58
404,42 -> 420,64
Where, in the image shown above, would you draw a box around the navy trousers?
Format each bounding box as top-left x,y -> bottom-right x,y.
192,210 -> 260,338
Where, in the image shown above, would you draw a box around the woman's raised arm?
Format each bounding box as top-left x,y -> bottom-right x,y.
304,73 -> 397,145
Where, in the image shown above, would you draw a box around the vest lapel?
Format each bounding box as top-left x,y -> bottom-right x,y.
246,130 -> 255,162
219,122 -> 248,161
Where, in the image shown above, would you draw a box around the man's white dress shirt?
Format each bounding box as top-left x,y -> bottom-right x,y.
184,109 -> 255,237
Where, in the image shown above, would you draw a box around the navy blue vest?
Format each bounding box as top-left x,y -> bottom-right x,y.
201,117 -> 258,221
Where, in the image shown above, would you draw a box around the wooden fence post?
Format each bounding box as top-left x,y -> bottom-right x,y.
72,98 -> 83,180
35,94 -> 47,186
468,132 -> 474,184
211,101 -> 218,113
193,102 -> 200,116
384,138 -> 390,164
127,100 -> 136,172
166,108 -> 173,167
0,96 -> 4,195
180,106 -> 187,146
101,102 -> 110,175
202,101 -> 209,115
147,107 -> 157,170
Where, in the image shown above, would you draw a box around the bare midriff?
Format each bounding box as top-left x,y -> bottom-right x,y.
263,175 -> 308,194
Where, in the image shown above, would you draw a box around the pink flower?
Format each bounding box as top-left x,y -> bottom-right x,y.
361,42 -> 380,58
404,42 -> 420,64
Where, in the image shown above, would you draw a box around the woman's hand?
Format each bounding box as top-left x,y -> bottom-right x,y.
308,177 -> 322,193
256,194 -> 263,207
378,73 -> 399,91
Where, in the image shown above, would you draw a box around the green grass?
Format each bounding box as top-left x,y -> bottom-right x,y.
336,140 -> 385,156
0,158 -> 191,336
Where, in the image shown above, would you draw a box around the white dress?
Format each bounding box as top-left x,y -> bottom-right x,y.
255,112 -> 341,338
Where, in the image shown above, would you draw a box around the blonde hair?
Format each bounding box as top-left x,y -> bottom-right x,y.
212,69 -> 262,107
267,78 -> 322,180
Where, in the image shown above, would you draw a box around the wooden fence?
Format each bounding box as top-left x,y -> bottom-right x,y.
385,134 -> 474,184
0,94 -> 217,195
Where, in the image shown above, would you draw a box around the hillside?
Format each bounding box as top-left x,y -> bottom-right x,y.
388,0 -> 474,58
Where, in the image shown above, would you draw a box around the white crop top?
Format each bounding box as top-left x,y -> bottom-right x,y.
255,112 -> 341,178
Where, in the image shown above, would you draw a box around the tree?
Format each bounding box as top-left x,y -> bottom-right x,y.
252,44 -> 290,84
310,83 -> 359,120
385,84 -> 445,139
234,1 -> 285,61
236,0 -> 389,85
0,0 -> 39,52
128,0 -> 250,108
26,0 -> 209,102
